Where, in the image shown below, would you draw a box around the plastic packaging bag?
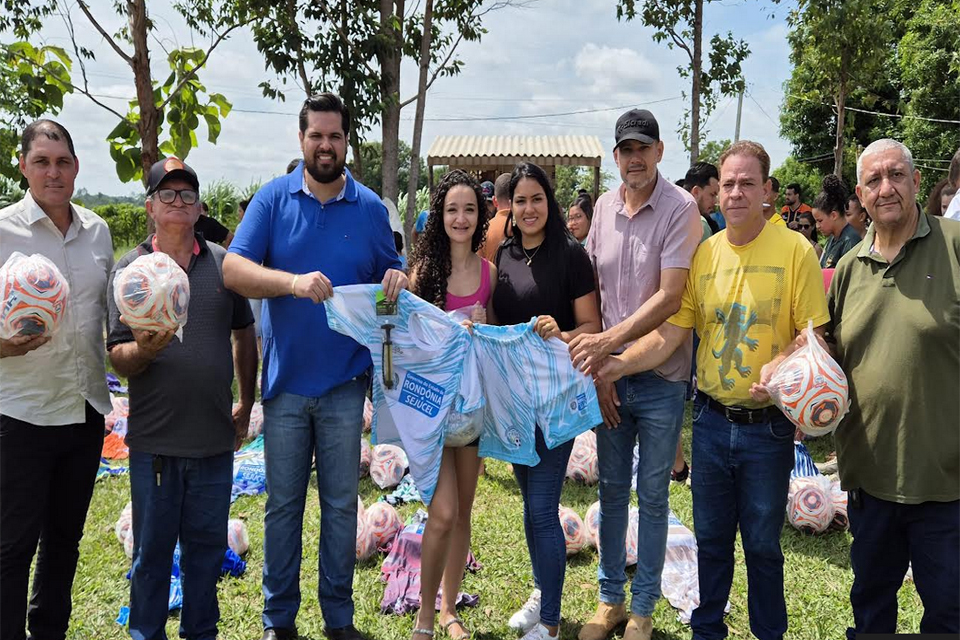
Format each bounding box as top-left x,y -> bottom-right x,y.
767,321 -> 849,436
443,408 -> 483,447
113,252 -> 190,340
0,252 -> 70,339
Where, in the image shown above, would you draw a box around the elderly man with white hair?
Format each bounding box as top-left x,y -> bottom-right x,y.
826,138 -> 959,637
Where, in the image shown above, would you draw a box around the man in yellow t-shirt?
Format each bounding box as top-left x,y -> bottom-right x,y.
764,176 -> 786,226
598,141 -> 828,640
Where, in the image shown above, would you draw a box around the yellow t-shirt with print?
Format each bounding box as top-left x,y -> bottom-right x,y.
768,214 -> 786,227
669,222 -> 829,408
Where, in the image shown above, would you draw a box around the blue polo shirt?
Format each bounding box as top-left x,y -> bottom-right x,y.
229,164 -> 401,400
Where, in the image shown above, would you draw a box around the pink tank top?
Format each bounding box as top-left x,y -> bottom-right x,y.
445,258 -> 492,312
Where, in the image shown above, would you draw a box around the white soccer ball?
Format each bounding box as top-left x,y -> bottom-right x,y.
113,252 -> 190,334
365,501 -> 402,549
370,444 -> 408,489
0,252 -> 70,339
558,505 -> 586,556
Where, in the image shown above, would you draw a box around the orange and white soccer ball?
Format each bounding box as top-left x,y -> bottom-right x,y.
355,513 -> 376,561
558,506 -> 586,556
357,495 -> 366,521
768,327 -> 849,436
584,501 -> 601,548
113,252 -> 190,337
566,431 -> 598,484
787,478 -> 835,534
625,506 -> 639,566
370,444 -> 408,489
365,501 -> 402,549
0,252 -> 70,339
115,501 -> 133,544
227,519 -> 250,556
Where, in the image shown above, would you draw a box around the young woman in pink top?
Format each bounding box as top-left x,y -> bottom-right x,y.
408,170 -> 497,640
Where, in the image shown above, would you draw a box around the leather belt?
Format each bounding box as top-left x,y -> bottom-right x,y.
704,394 -> 774,425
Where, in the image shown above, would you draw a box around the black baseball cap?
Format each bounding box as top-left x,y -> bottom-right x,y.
146,157 -> 200,195
614,109 -> 660,148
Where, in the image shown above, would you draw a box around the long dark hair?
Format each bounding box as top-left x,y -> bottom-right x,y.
506,162 -> 574,252
409,169 -> 489,309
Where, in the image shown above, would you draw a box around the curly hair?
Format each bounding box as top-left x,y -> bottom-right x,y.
409,170 -> 490,309
813,174 -> 848,215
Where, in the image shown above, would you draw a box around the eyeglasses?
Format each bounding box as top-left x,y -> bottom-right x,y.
154,188 -> 198,205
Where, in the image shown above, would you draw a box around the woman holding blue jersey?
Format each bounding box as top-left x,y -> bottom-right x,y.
408,170 -> 497,640
493,162 -> 601,640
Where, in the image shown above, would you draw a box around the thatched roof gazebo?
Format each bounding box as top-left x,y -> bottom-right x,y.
426,135 -> 605,201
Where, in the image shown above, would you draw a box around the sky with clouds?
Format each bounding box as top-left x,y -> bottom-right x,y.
35,0 -> 795,196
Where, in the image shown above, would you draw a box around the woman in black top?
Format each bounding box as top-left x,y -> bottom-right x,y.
492,163 -> 601,640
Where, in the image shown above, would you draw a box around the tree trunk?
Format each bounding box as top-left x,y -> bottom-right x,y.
689,0 -> 703,164
128,0 -> 158,232
340,0 -> 363,183
379,0 -> 403,209
834,50 -> 849,177
404,0 -> 433,247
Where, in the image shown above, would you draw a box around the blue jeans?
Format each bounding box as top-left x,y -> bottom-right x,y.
596,371 -> 686,616
513,427 -> 574,627
261,375 -> 367,630
846,491 -> 959,637
689,398 -> 794,640
128,450 -> 233,640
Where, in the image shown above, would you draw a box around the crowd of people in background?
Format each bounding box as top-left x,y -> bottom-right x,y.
0,90 -> 957,640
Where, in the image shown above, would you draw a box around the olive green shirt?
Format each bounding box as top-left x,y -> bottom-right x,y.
827,212 -> 960,504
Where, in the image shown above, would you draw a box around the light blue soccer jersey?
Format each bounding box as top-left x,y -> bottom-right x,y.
471,321 -> 602,466
325,285 -> 479,505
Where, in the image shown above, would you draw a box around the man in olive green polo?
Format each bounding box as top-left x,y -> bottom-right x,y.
827,139 -> 959,637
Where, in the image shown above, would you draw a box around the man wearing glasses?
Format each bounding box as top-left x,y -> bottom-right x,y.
107,157 -> 258,640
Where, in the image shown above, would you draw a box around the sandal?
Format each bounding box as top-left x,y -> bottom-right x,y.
411,629 -> 435,640
442,617 -> 471,640
671,461 -> 689,483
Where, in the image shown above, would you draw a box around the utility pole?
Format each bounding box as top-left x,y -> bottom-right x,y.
734,88 -> 744,142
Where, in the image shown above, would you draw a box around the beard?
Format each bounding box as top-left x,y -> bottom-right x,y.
304,151 -> 345,184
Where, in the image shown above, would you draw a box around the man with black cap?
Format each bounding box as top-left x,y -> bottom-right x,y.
481,180 -> 496,219
569,109 -> 701,640
107,156 -> 258,640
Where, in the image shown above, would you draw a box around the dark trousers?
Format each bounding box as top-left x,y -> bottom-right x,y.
846,490 -> 960,638
689,399 -> 795,640
128,450 -> 233,640
0,404 -> 104,640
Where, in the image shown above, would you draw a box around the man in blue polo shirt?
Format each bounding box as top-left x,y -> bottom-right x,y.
223,93 -> 407,640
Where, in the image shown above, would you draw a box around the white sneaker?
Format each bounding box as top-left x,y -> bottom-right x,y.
520,623 -> 554,640
508,588 -> 542,632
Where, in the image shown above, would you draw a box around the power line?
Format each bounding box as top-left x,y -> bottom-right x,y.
786,93 -> 960,125
916,163 -> 948,172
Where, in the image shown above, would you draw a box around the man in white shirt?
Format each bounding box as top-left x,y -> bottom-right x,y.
0,120 -> 114,640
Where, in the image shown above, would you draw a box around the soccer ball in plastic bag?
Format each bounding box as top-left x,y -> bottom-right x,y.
115,501 -> 133,544
123,529 -> 136,559
558,506 -> 586,556
566,431 -> 598,484
113,252 -> 190,338
767,322 -> 849,436
0,252 -> 70,339
227,519 -> 250,556
359,439 -> 372,478
787,478 -> 835,534
370,444 -> 408,489
365,501 -> 402,549
357,495 -> 366,522
362,397 -> 373,433
584,501 -> 601,548
444,408 -> 483,447
355,513 -> 376,561
625,506 -> 639,566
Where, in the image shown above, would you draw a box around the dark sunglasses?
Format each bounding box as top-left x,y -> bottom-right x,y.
798,223 -> 812,230
154,188 -> 199,205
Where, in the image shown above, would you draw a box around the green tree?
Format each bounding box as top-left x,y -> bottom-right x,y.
784,0 -> 894,177
772,156 -> 823,211
896,0 -> 960,196
0,40 -> 73,181
697,138 -> 731,166
3,0 -> 264,189
351,140 -> 427,198
616,0 -> 749,163
554,165 -> 615,210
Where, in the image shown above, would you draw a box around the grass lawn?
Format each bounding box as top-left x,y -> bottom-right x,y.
65,409 -> 923,639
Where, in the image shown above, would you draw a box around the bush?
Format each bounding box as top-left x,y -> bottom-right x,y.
94,204 -> 147,250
